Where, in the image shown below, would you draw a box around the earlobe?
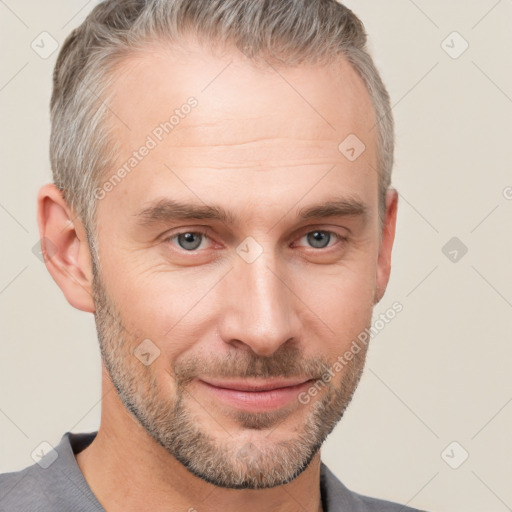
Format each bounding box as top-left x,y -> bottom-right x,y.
37,183 -> 96,313
374,188 -> 398,304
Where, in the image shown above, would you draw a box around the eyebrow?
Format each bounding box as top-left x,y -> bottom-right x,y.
296,197 -> 367,221
135,196 -> 368,227
136,199 -> 235,226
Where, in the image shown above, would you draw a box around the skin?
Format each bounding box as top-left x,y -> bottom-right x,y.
37,40 -> 398,512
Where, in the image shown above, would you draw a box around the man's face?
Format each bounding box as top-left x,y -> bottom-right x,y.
91,42 -> 389,489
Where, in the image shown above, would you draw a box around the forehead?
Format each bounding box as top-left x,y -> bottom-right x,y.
109,42 -> 376,145
99,42 -> 378,222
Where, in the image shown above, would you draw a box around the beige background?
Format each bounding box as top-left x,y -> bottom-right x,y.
1,1 -> 511,511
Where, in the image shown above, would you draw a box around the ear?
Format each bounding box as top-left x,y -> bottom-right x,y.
374,188 -> 398,304
37,183 -> 96,313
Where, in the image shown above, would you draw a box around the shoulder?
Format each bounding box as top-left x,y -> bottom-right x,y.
0,431 -> 100,512
320,462 -> 431,512
0,460 -> 55,510
345,490 -> 429,512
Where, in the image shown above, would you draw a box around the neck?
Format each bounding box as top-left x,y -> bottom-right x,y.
76,374 -> 324,512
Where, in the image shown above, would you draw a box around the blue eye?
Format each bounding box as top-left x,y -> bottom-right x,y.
166,229 -> 343,254
306,231 -> 332,249
175,232 -> 206,251
296,230 -> 341,249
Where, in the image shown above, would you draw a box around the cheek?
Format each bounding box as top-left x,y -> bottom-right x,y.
99,259 -> 223,355
294,257 -> 377,348
97,226 -> 379,363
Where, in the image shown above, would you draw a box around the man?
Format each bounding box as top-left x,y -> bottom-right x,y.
0,0 -> 429,511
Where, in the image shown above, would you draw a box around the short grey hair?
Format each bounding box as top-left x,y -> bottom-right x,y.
50,0 -> 394,237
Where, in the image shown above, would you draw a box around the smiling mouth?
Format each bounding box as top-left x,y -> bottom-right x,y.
196,378 -> 316,411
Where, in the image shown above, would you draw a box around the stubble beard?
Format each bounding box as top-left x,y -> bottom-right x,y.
91,258 -> 369,489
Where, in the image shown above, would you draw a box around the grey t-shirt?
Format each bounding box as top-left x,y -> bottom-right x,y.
0,431 -> 428,511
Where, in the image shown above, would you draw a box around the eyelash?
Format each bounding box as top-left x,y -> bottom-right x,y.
164,229 -> 347,252
165,229 -> 211,250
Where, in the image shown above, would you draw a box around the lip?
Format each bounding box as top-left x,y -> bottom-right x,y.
197,378 -> 315,412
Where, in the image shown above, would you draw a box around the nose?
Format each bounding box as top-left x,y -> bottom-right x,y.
217,251 -> 302,357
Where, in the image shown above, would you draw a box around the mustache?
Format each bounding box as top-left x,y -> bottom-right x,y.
172,344 -> 331,385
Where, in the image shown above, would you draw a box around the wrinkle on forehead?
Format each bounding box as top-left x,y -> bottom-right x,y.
95,42 -> 379,232
106,42 -> 377,163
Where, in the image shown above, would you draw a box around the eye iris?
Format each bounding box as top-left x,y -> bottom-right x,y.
307,231 -> 330,249
177,232 -> 202,250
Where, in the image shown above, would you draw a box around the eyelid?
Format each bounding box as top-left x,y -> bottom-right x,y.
293,229 -> 347,249
163,228 -> 213,250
